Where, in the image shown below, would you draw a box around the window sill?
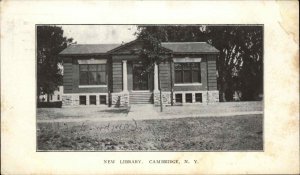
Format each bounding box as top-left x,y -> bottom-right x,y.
79,85 -> 107,88
174,83 -> 202,86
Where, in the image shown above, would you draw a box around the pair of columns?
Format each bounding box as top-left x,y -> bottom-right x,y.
122,60 -> 159,93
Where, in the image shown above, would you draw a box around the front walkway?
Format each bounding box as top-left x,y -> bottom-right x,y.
37,101 -> 263,123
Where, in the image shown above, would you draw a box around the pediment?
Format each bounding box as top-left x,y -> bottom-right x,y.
108,39 -> 172,55
108,40 -> 143,54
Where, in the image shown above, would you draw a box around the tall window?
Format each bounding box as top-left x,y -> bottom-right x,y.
175,63 -> 201,83
79,64 -> 106,85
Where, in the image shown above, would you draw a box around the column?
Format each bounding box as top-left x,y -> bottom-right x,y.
154,62 -> 159,92
122,60 -> 128,93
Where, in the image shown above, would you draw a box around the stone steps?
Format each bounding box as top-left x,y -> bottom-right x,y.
130,92 -> 153,104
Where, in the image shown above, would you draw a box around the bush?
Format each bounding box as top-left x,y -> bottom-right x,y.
37,101 -> 62,108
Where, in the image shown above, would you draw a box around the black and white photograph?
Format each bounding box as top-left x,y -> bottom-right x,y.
2,0 -> 299,174
36,25 -> 264,151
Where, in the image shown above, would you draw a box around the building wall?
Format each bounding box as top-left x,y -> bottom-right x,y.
207,54 -> 218,90
127,62 -> 133,91
62,93 -> 109,106
154,54 -> 219,105
62,56 -> 110,106
170,54 -> 218,91
63,57 -> 109,94
112,61 -> 123,92
172,60 -> 208,91
63,58 -> 73,93
159,61 -> 172,91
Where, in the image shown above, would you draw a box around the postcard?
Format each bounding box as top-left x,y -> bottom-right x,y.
1,0 -> 299,174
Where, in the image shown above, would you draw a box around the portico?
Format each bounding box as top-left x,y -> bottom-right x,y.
111,58 -> 158,106
121,60 -> 159,92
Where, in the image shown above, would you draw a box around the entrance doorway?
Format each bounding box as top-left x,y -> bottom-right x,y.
132,64 -> 149,90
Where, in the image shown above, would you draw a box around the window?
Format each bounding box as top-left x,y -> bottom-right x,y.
175,63 -> 201,83
79,96 -> 86,105
100,95 -> 107,104
185,93 -> 192,103
57,95 -> 60,100
50,95 -> 53,100
90,95 -> 96,105
79,64 -> 106,85
195,93 -> 202,102
175,94 -> 183,103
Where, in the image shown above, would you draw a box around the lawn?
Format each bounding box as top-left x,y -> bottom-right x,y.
37,114 -> 263,151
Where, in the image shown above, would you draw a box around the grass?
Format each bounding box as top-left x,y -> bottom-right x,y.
37,114 -> 263,151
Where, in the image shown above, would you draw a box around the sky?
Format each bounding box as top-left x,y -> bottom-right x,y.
60,25 -> 138,44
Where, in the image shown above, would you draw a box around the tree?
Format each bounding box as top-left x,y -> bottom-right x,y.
37,25 -> 74,102
203,26 -> 263,101
135,26 -> 172,111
